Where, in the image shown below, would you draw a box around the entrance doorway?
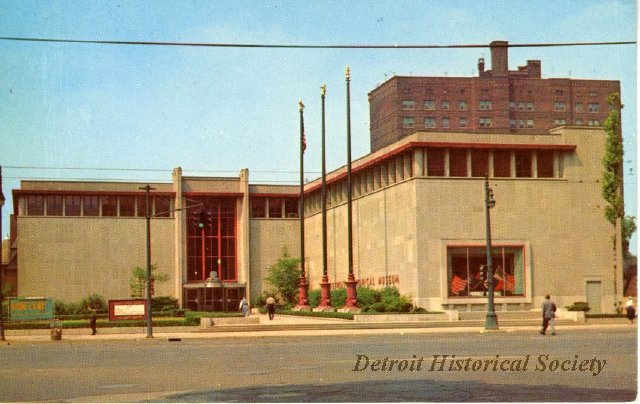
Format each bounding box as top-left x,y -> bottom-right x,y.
586,280 -> 602,314
183,285 -> 245,312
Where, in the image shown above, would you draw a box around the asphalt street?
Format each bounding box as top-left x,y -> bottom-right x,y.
0,326 -> 636,402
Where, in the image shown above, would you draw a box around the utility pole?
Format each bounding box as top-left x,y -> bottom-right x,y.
344,66 -> 359,310
140,184 -> 155,338
484,175 -> 498,330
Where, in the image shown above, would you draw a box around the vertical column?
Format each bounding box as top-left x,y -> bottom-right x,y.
238,169 -> 251,298
172,167 -> 185,304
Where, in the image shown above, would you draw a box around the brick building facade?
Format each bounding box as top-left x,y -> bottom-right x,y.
368,40 -> 620,152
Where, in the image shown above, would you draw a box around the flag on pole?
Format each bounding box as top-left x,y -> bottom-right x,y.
299,100 -> 306,153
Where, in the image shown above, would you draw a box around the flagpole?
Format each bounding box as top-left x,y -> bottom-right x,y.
295,100 -> 310,310
317,84 -> 333,311
344,66 -> 359,310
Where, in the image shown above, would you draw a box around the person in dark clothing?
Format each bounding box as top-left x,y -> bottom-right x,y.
89,309 -> 97,335
266,296 -> 276,320
540,294 -> 555,335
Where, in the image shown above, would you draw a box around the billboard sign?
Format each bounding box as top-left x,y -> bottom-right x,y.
9,298 -> 54,321
108,299 -> 147,321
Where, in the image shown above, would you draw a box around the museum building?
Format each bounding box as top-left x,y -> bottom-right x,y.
6,41 -> 622,313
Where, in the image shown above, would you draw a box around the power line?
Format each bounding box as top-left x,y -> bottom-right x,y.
0,37 -> 635,49
2,165 -> 321,175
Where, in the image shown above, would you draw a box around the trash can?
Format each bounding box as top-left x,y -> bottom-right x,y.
50,319 -> 62,341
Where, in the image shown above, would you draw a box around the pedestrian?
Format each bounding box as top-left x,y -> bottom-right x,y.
266,296 -> 276,320
540,294 -> 556,335
89,309 -> 97,335
625,297 -> 635,324
239,297 -> 250,317
549,300 -> 557,335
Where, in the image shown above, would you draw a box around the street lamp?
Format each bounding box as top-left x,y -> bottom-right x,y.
0,166 -> 5,341
484,175 -> 499,330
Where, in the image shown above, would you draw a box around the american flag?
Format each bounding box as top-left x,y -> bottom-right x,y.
450,275 -> 467,295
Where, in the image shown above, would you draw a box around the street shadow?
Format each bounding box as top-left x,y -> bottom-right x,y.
157,378 -> 636,402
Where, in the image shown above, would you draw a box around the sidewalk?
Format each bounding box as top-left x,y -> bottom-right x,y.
1,313 -> 635,343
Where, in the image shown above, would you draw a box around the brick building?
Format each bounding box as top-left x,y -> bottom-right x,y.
369,40 -> 620,152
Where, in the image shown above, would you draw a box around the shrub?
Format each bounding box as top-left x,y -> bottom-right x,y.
151,296 -> 178,312
80,294 -> 107,313
356,287 -> 377,307
308,289 -> 321,307
330,288 -> 347,308
566,302 -> 590,312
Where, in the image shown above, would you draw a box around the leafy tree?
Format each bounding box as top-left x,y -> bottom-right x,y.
602,92 -> 636,258
129,264 -> 169,298
265,248 -> 301,304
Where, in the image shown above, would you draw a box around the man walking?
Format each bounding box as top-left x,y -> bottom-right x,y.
540,294 -> 556,335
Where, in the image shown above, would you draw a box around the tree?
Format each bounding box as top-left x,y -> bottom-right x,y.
129,264 -> 169,298
265,247 -> 301,304
602,92 -> 636,304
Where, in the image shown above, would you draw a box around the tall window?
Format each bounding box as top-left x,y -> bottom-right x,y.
515,151 -> 532,178
268,198 -> 283,218
284,198 -> 299,218
83,196 -> 100,216
120,196 -> 136,217
448,246 -> 525,297
102,196 -> 117,217
449,149 -> 467,177
27,195 -> 44,216
46,195 -> 63,216
537,151 -> 554,178
187,197 -> 237,282
493,150 -> 511,178
426,148 -> 445,176
65,195 -> 82,216
471,150 -> 489,177
251,198 -> 266,218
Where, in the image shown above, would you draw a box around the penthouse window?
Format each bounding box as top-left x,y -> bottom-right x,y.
424,117 -> 436,128
588,103 -> 600,113
423,100 -> 435,110
553,101 -> 565,111
268,198 -> 283,218
478,100 -> 492,110
251,197 -> 298,218
479,118 -> 492,128
448,246 -> 525,298
402,117 -> 415,128
402,100 -> 415,110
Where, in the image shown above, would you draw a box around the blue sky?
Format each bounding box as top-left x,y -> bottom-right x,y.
0,0 -> 637,252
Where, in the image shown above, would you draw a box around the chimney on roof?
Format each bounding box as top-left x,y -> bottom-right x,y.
478,57 -> 485,75
490,40 -> 509,77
